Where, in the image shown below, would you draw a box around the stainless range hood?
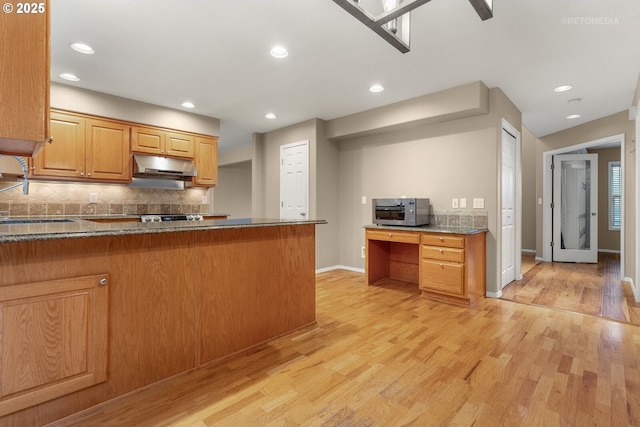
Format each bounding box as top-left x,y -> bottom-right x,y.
133,154 -> 198,178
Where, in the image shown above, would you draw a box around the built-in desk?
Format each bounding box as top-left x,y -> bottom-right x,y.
365,225 -> 488,306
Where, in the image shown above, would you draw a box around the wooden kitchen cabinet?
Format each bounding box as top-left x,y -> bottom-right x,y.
0,0 -> 50,157
193,136 -> 218,187
31,110 -> 131,183
132,126 -> 194,159
419,232 -> 486,306
365,228 -> 486,306
85,118 -> 131,181
0,274 -> 109,416
31,110 -> 86,178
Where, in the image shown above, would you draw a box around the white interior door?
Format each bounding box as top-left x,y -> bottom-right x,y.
501,129 -> 516,287
552,153 -> 598,263
280,140 -> 309,219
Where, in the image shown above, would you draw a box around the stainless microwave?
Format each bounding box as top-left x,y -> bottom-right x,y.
372,198 -> 430,226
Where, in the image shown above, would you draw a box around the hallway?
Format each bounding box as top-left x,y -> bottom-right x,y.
501,253 -> 640,326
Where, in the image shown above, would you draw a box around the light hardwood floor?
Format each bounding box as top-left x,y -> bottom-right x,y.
502,253 -> 640,326
50,269 -> 640,427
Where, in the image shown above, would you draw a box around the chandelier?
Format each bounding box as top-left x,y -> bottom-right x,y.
332,0 -> 493,53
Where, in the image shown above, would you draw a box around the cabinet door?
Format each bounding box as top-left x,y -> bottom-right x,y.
131,126 -> 164,155
0,0 -> 49,156
86,119 -> 132,182
31,111 -> 85,178
421,260 -> 465,296
165,132 -> 194,158
193,136 -> 218,187
0,274 -> 108,416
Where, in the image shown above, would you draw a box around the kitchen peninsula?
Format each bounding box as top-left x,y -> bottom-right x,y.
0,218 -> 325,426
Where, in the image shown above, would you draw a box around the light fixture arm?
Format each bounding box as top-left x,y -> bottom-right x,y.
332,0 -> 493,53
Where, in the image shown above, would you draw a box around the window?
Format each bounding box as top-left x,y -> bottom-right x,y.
609,161 -> 621,230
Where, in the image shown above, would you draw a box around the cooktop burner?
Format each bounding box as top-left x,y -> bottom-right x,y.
140,214 -> 203,223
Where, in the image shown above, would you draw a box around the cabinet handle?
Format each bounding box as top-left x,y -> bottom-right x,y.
439,249 -> 444,254
80,172 -> 84,177
46,137 -> 54,144
99,278 -> 108,286
388,233 -> 392,237
439,263 -> 444,268
439,237 -> 444,241
87,173 -> 92,177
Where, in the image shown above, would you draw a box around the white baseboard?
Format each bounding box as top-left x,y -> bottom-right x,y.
521,249 -> 536,254
598,249 -> 621,254
486,290 -> 502,299
624,276 -> 639,302
316,265 -> 365,274
535,256 -> 544,262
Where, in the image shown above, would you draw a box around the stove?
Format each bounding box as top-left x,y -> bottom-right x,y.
140,214 -> 203,223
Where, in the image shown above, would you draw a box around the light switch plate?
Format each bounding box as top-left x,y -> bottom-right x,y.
362,196 -> 367,205
459,198 -> 467,209
473,198 -> 485,209
89,193 -> 98,204
452,198 -> 459,209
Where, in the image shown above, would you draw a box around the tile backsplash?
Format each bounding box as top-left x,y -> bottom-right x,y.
431,209 -> 488,229
0,179 -> 210,217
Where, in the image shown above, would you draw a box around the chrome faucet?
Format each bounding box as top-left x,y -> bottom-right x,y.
0,155 -> 29,195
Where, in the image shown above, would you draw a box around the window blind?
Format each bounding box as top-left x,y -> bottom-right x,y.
609,161 -> 621,230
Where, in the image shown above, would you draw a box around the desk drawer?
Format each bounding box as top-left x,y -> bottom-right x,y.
367,230 -> 420,244
422,245 -> 464,263
421,234 -> 465,248
421,259 -> 465,296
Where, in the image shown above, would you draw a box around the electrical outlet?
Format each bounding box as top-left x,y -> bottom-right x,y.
201,196 -> 208,204
361,246 -> 366,258
473,198 -> 485,209
451,198 -> 459,209
89,193 -> 98,204
459,198 -> 467,209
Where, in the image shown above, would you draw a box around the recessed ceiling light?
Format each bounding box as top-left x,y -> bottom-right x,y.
270,46 -> 288,59
554,85 -> 573,92
181,101 -> 195,109
265,113 -> 277,119
566,114 -> 581,119
70,42 -> 95,55
59,73 -> 80,82
370,84 -> 384,93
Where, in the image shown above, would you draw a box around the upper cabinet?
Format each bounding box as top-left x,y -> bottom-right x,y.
132,126 -> 194,159
31,110 -> 132,183
0,0 -> 50,156
193,136 -> 218,187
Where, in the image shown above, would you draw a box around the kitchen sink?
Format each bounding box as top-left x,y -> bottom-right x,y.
0,218 -> 75,225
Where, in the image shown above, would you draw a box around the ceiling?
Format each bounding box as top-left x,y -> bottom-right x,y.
50,0 -> 640,152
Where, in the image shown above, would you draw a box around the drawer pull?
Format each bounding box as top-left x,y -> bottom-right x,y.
439,263 -> 444,268
439,249 -> 444,254
388,233 -> 392,237
439,237 -> 444,241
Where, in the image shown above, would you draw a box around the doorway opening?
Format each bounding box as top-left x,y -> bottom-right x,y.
541,134 -> 625,272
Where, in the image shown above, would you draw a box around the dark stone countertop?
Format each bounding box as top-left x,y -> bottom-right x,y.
364,224 -> 488,235
0,217 -> 327,243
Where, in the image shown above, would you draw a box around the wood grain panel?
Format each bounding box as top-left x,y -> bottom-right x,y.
421,245 -> 465,262
107,232 -> 197,390
0,274 -> 108,416
0,238 -> 109,287
197,225 -> 316,364
421,260 -> 465,296
366,230 -> 420,244
421,233 -> 465,248
365,239 -> 390,284
0,0 -> 49,155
